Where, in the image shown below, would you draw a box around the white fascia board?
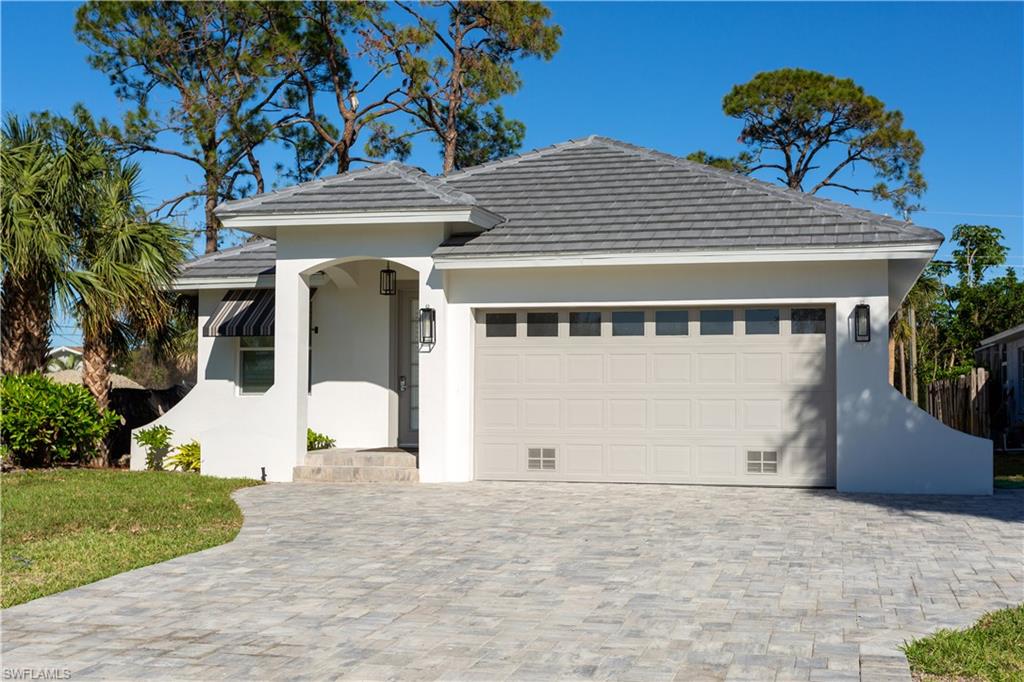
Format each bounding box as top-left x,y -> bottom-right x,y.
218,206 -> 503,232
434,243 -> 940,270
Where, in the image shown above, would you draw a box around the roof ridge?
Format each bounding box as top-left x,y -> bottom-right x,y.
443,135 -> 603,180
586,136 -> 939,239
383,163 -> 478,205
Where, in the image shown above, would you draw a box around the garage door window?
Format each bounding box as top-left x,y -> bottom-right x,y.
792,308 -> 826,334
745,309 -> 780,335
655,310 -> 688,335
747,451 -> 778,474
527,312 -> 558,337
486,313 -> 517,337
700,309 -> 734,335
612,311 -> 644,336
569,312 -> 601,336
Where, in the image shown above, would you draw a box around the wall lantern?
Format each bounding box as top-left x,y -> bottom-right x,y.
379,263 -> 397,296
854,304 -> 871,342
419,306 -> 436,345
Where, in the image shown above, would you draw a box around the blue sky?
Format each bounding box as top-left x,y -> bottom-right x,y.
3,1 -> 1022,345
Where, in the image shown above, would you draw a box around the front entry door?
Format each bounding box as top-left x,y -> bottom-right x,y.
398,290 -> 420,447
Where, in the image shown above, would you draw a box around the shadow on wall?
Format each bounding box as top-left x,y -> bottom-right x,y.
838,384 -> 993,495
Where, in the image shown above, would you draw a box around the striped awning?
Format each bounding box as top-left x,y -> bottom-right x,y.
203,289 -> 274,337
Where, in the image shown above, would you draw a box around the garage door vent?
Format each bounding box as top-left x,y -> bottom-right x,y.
747,451 -> 778,474
528,447 -> 556,471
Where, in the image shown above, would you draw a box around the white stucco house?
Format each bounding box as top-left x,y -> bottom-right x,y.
131,136 -> 992,494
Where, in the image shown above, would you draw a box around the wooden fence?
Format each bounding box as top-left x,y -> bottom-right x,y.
925,367 -> 992,438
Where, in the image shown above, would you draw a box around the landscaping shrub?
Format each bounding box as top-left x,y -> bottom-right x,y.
134,425 -> 173,471
0,373 -> 120,468
166,439 -> 200,472
307,428 -> 336,450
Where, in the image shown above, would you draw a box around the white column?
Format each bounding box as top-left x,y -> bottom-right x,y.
416,265 -> 449,482
272,261 -> 310,478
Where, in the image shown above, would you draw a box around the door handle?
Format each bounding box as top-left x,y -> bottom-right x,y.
399,375 -> 407,392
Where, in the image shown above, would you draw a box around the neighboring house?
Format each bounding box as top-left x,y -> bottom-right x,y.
130,136 -> 991,494
46,345 -> 83,372
976,323 -> 1024,431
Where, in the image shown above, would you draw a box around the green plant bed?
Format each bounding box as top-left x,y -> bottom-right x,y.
903,604 -> 1024,681
994,453 -> 1024,489
1,469 -> 260,608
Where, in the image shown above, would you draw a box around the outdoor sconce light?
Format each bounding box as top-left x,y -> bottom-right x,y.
419,306 -> 436,345
379,263 -> 397,296
854,304 -> 871,342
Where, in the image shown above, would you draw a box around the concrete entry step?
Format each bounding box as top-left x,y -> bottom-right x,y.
295,448 -> 419,483
305,448 -> 417,468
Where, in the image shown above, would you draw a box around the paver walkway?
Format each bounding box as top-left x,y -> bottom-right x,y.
2,483 -> 1021,681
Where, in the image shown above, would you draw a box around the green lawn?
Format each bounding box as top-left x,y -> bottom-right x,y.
903,605 -> 1024,681
994,453 -> 1024,489
1,469 -> 260,608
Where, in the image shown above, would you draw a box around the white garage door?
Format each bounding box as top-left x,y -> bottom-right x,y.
474,307 -> 835,487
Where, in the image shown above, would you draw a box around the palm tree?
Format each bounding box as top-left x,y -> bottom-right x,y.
73,160 -> 187,418
0,115 -> 100,374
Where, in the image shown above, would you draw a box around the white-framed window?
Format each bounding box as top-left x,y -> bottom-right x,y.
700,309 -> 734,335
745,308 -> 780,335
569,311 -> 601,337
655,310 -> 688,335
486,312 -> 517,337
239,336 -> 274,394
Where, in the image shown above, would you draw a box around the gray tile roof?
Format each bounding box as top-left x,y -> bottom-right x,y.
189,136 -> 942,279
178,238 -> 276,281
215,161 -> 480,216
435,136 -> 942,258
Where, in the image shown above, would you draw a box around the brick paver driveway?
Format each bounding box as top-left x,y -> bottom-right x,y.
2,483 -> 1021,681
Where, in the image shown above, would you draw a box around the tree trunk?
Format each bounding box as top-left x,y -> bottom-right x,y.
888,325 -> 896,386
1,272 -> 53,375
82,331 -> 113,465
898,340 -> 907,397
204,176 -> 220,255
909,306 -> 919,404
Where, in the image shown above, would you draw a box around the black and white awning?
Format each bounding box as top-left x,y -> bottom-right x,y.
203,289 -> 275,337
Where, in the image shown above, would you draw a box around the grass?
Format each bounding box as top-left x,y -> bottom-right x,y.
994,453 -> 1024,489
1,468 -> 261,608
902,605 -> 1024,681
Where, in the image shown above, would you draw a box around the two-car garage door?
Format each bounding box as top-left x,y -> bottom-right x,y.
474,307 -> 835,487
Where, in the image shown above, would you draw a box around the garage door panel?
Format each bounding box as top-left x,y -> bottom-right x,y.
651,445 -> 692,478
522,399 -> 560,429
523,354 -> 561,383
741,399 -> 783,431
651,399 -> 692,429
608,354 -> 646,383
697,399 -> 736,430
478,354 -> 519,383
475,307 -> 835,487
651,353 -> 692,383
566,354 -> 603,383
608,399 -> 646,428
696,353 -> 737,384
608,444 -> 645,476
741,353 -> 784,384
566,399 -> 603,428
696,445 -> 737,477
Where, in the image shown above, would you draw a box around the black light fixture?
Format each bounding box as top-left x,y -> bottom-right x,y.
379,262 -> 397,296
419,306 -> 436,345
854,304 -> 871,342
